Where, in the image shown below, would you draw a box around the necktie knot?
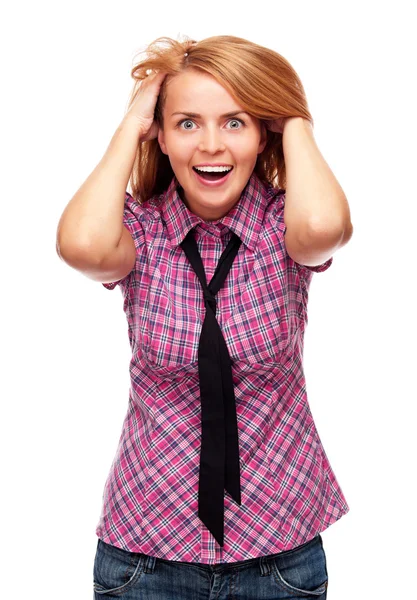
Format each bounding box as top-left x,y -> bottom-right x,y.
203,289 -> 216,312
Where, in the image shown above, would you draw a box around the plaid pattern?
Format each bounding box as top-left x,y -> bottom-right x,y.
97,171 -> 349,564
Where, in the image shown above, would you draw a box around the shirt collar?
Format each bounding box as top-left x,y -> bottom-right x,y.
161,171 -> 271,252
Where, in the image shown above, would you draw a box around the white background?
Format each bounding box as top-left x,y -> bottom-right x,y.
1,1 -> 415,598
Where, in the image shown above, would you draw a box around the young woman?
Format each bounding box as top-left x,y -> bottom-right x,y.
57,34 -> 352,599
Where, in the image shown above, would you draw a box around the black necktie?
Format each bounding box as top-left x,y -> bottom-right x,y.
180,227 -> 242,547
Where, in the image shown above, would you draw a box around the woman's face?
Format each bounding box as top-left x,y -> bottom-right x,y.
158,69 -> 267,221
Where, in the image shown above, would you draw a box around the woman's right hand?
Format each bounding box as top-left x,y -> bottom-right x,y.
125,70 -> 168,142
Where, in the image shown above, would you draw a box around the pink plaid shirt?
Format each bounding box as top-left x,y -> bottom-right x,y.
97,171 -> 349,564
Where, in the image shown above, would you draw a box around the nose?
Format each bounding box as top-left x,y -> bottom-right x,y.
198,126 -> 226,153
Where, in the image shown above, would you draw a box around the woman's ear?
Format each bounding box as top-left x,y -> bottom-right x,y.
158,127 -> 167,155
258,121 -> 268,154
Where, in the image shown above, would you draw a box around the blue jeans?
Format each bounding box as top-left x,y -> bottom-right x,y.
93,533 -> 328,599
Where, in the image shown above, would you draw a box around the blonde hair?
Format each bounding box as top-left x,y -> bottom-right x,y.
126,34 -> 313,202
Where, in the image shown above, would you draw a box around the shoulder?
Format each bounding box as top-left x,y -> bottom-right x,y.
263,185 -> 287,231
122,191 -> 166,237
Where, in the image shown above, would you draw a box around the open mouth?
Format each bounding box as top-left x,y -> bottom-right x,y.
192,167 -> 232,181
192,167 -> 234,187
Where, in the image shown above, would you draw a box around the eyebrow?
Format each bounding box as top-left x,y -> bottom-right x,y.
171,110 -> 249,118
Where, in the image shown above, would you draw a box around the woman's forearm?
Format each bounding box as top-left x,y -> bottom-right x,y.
282,117 -> 352,240
56,116 -> 144,264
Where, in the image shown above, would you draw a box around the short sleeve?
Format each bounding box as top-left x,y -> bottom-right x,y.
102,191 -> 146,291
296,256 -> 333,273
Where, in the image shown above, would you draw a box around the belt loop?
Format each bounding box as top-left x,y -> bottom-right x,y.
143,554 -> 157,573
259,555 -> 271,576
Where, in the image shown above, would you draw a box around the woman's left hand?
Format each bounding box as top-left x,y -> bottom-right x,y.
263,117 -> 287,135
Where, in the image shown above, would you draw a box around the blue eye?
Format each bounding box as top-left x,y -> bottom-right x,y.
178,119 -> 194,130
177,118 -> 245,130
227,119 -> 245,129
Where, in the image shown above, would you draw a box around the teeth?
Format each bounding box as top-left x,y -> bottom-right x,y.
194,166 -> 232,173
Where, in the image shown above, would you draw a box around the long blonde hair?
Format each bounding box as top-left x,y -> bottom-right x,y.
126,34 -> 313,202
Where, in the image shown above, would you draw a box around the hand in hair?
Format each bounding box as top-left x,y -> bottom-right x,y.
264,117 -> 287,135
264,117 -> 314,135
